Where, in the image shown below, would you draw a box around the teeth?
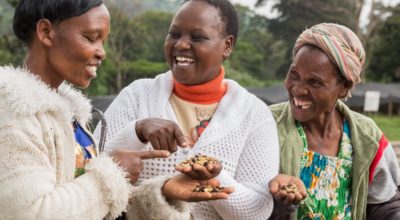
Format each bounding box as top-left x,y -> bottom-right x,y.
176,56 -> 194,63
88,66 -> 97,74
294,98 -> 312,109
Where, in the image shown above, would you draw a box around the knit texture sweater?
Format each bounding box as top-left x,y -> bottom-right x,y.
0,66 -> 131,219
96,71 -> 280,220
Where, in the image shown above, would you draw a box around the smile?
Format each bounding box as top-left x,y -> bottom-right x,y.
175,56 -> 195,66
293,97 -> 313,109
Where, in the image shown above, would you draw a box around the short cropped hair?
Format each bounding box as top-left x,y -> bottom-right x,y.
13,0 -> 103,44
183,0 -> 239,46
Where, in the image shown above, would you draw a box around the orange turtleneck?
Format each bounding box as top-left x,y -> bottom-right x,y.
173,66 -> 227,105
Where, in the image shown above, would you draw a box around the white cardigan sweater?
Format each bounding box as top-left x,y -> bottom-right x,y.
0,66 -> 131,220
97,71 -> 280,220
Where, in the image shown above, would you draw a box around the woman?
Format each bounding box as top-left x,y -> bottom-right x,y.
96,0 -> 280,219
269,23 -> 400,219
0,0 -> 232,219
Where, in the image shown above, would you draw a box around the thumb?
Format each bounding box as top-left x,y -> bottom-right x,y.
269,179 -> 280,194
174,126 -> 188,148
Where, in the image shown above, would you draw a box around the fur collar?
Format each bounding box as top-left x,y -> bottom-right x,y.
0,66 -> 92,124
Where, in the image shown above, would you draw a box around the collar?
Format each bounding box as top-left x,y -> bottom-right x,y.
173,66 -> 227,104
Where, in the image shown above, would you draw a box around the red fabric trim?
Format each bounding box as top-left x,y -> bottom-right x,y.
369,134 -> 389,182
173,66 -> 226,105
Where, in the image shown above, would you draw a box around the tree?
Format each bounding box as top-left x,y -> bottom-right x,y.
366,4 -> 400,82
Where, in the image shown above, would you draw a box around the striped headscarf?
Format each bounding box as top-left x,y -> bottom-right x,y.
293,23 -> 365,97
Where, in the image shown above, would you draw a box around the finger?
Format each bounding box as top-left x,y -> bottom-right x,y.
275,191 -> 288,202
175,164 -> 193,173
166,133 -> 178,153
284,193 -> 296,205
206,178 -> 220,187
158,135 -> 170,151
269,179 -> 280,194
220,186 -> 235,194
207,162 -> 221,173
135,150 -> 170,159
174,126 -> 188,148
192,164 -> 212,179
295,180 -> 307,198
149,137 -> 161,151
294,192 -> 305,205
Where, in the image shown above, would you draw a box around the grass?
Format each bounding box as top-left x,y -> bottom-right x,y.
369,114 -> 400,141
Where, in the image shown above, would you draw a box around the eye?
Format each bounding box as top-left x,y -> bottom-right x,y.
310,79 -> 323,87
84,35 -> 96,43
191,34 -> 205,41
168,31 -> 181,39
288,70 -> 300,80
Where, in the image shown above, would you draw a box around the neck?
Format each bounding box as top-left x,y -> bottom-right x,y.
302,108 -> 342,138
24,48 -> 63,89
173,66 -> 227,104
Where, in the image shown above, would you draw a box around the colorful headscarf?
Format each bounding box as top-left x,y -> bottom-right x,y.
293,23 -> 366,98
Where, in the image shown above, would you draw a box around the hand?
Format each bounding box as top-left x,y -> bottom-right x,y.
269,174 -> 307,206
110,149 -> 170,184
135,118 -> 189,153
161,174 -> 234,202
175,157 -> 222,180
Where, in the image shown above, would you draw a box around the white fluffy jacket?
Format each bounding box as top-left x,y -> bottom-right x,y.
97,71 -> 280,220
0,66 -> 131,219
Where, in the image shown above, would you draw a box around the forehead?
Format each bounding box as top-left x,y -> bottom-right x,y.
171,1 -> 223,31
293,46 -> 339,80
59,4 -> 110,32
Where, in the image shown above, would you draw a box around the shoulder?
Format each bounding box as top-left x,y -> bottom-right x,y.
337,101 -> 381,138
269,102 -> 290,120
0,65 -> 91,124
122,71 -> 172,95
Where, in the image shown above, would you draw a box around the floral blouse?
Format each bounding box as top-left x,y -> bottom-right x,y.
296,120 -> 353,220
74,121 -> 96,177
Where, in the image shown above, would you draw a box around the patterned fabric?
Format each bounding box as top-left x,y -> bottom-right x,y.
170,94 -> 217,146
74,120 -> 96,177
296,120 -> 353,220
293,23 -> 365,98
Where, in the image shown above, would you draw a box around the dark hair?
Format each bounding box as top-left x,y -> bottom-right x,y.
13,0 -> 103,44
183,0 -> 239,46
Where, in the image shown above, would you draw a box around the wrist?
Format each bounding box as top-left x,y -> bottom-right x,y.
135,120 -> 147,143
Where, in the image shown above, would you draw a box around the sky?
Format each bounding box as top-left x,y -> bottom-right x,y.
231,0 -> 400,27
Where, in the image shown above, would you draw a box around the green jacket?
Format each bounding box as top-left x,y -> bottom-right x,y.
270,101 -> 385,220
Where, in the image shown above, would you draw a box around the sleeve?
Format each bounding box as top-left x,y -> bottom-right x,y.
368,134 -> 400,204
209,115 -> 280,219
126,175 -> 191,220
0,120 -> 131,220
94,88 -> 146,154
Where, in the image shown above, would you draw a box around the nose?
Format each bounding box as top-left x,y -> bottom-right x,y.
95,42 -> 106,61
292,82 -> 309,96
174,36 -> 190,50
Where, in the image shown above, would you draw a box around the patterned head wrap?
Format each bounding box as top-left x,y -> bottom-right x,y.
293,23 -> 365,98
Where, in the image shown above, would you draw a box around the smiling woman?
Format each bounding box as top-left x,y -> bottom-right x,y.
0,0 -> 235,219
96,0 -> 280,219
269,23 -> 400,220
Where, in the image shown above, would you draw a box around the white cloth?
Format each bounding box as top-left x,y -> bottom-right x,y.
97,71 -> 280,220
0,66 -> 131,219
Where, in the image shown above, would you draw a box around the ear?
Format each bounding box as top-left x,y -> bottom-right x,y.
338,81 -> 352,99
222,35 -> 234,59
36,19 -> 54,47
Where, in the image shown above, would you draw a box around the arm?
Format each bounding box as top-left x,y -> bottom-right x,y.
210,118 -> 280,219
367,136 -> 400,219
0,121 -> 131,219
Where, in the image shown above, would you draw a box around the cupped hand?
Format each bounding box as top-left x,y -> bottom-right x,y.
135,118 -> 189,153
176,158 -> 222,180
110,149 -> 170,184
161,174 -> 234,202
269,174 -> 307,206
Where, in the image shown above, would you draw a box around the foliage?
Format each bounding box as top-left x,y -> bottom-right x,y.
370,114 -> 400,141
366,4 -> 400,82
